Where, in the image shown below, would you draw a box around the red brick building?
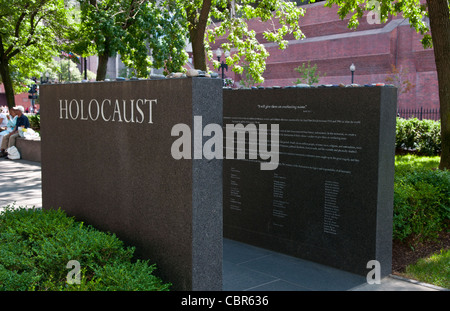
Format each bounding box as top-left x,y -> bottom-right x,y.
211,1 -> 439,112
0,84 -> 31,111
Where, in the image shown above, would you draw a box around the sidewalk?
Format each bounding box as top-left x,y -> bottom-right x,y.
0,158 -> 447,291
223,238 -> 446,291
0,158 -> 42,209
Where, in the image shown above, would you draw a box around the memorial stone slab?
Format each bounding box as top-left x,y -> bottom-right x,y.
223,86 -> 397,277
40,78 -> 223,291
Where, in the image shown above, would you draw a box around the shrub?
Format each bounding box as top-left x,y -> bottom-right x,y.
293,61 -> 325,86
28,114 -> 40,133
396,117 -> 441,156
393,166 -> 450,243
0,206 -> 171,291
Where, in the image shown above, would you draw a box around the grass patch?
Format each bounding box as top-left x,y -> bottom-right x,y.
403,249 -> 450,289
395,154 -> 440,172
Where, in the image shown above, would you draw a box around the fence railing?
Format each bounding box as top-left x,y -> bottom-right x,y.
397,107 -> 440,121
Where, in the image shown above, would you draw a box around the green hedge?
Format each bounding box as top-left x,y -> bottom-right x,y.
28,114 -> 40,133
0,206 -> 171,291
393,156 -> 450,243
396,118 -> 441,156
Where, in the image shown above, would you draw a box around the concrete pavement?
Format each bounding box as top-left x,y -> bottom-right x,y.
223,238 -> 447,291
0,157 -> 447,291
0,158 -> 42,209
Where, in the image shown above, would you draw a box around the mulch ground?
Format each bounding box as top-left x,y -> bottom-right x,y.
392,231 -> 450,274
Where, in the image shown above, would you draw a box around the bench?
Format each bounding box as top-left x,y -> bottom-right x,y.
15,137 -> 41,162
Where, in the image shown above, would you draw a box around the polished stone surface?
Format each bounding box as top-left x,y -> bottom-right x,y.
223,87 -> 397,277
39,78 -> 223,291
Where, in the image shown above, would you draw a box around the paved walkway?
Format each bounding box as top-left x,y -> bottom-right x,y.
0,158 -> 447,291
223,238 -> 445,291
0,158 -> 42,209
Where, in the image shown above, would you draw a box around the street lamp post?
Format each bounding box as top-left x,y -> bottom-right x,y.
216,48 -> 230,84
84,57 -> 88,80
350,63 -> 355,84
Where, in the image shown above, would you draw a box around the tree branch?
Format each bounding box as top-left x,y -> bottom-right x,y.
198,0 -> 212,35
22,9 -> 44,48
0,34 -> 5,60
122,0 -> 147,30
14,12 -> 28,39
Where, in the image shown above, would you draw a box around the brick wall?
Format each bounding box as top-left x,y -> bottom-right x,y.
0,84 -> 32,110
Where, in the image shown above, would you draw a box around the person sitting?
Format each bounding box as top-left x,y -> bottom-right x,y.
0,108 -> 17,147
0,109 -> 8,131
0,106 -> 30,158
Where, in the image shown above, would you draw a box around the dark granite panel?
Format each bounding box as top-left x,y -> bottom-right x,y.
191,78 -> 223,290
223,86 -> 397,277
40,78 -> 223,290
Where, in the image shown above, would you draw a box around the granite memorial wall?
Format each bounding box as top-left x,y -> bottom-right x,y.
40,78 -> 223,291
223,86 -> 397,277
40,79 -> 396,290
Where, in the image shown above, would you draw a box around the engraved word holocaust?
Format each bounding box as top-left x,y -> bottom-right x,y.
171,116 -> 279,171
58,98 -> 157,123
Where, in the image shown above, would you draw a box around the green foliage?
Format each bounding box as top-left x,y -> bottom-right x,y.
394,154 -> 441,172
396,118 -> 441,156
223,0 -> 303,82
238,62 -> 262,88
50,58 -> 96,82
74,0 -> 188,77
404,248 -> 450,289
28,114 -> 40,133
178,0 -> 305,83
0,0 -> 75,95
293,61 -> 325,86
0,206 -> 171,291
324,0 -> 432,48
393,156 -> 450,244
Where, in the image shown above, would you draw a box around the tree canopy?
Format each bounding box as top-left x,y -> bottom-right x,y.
169,0 -> 305,84
73,0 -> 188,80
0,0 -> 73,107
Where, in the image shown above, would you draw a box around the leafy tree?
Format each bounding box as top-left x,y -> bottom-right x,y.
238,62 -> 262,88
44,57 -> 96,82
165,0 -> 305,84
385,64 -> 415,97
293,61 -> 325,85
324,0 -> 450,170
74,0 -> 188,80
0,0 -> 73,108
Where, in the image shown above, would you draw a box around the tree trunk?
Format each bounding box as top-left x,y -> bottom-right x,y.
97,53 -> 109,81
0,58 -> 15,109
190,29 -> 207,71
188,0 -> 212,71
427,0 -> 450,170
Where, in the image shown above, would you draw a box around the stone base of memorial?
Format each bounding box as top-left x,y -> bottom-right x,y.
40,78 -> 223,291
223,86 -> 397,278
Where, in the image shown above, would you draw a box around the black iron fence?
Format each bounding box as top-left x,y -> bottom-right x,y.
397,107 -> 440,121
